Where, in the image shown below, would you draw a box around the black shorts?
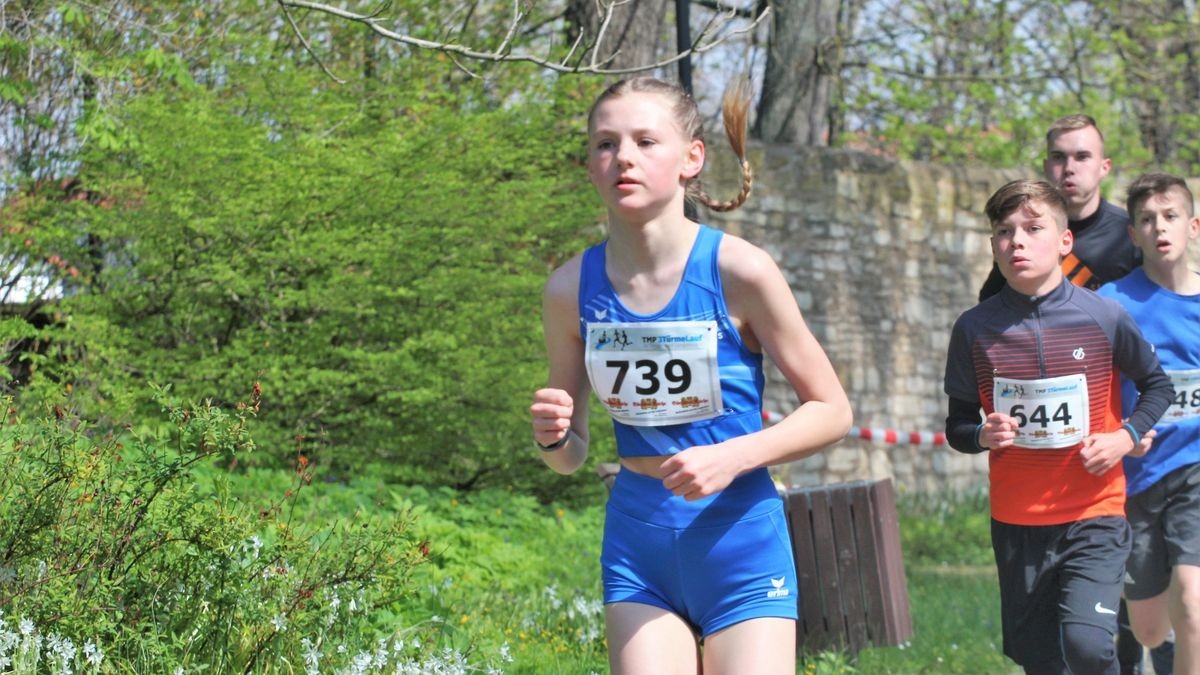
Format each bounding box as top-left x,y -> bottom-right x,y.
991,516 -> 1131,666
1126,462 -> 1200,601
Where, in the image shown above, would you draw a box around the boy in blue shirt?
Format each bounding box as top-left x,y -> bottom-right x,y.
1098,172 -> 1200,674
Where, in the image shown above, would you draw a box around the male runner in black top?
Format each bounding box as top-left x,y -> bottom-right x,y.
978,115 -> 1140,300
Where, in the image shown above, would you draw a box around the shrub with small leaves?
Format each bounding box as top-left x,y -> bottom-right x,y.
0,383 -> 423,671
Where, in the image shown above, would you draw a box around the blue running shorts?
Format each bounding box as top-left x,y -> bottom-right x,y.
601,467 -> 799,637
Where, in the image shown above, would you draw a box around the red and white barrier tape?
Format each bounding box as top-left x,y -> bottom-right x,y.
761,410 -> 947,447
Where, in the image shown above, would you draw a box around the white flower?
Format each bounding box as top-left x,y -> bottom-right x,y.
301,637 -> 322,674
17,618 -> 34,636
83,640 -> 104,667
0,628 -> 17,652
499,642 -> 512,663
271,614 -> 287,632
544,585 -> 561,610
371,638 -> 389,669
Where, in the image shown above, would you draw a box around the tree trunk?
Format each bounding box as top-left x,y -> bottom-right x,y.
565,0 -> 671,73
754,0 -> 846,145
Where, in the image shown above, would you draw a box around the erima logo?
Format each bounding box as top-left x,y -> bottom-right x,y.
594,308 -> 608,321
1125,571 -> 1136,584
1072,348 -> 1086,360
767,577 -> 790,599
1094,602 -> 1117,615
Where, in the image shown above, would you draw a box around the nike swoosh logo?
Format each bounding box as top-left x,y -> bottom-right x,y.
1095,602 -> 1117,615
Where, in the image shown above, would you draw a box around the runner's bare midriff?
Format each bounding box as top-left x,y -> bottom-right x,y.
620,456 -> 669,479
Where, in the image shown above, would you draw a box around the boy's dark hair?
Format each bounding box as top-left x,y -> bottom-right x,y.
1046,114 -> 1103,145
985,180 -> 1069,229
1125,172 -> 1195,219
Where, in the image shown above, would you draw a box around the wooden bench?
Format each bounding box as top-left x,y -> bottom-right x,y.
783,478 -> 913,655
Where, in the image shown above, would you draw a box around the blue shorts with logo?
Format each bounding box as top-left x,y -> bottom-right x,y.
601,467 -> 799,637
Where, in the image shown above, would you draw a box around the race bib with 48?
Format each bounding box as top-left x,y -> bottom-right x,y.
993,374 -> 1089,449
584,321 -> 723,427
1164,369 -> 1200,422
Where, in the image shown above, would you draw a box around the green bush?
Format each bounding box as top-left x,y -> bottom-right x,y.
8,76 -> 607,503
0,385 -> 421,672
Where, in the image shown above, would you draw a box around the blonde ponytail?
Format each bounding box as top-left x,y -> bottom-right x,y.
693,77 -> 753,213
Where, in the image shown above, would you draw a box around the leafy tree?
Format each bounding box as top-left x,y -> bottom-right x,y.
13,69 -> 605,500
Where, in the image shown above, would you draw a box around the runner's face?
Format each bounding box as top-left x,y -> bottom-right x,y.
991,201 -> 1073,295
1130,188 -> 1200,266
586,93 -> 703,217
1044,126 -> 1111,217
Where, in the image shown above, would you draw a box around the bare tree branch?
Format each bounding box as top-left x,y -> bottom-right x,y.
277,0 -> 770,76
277,0 -> 348,84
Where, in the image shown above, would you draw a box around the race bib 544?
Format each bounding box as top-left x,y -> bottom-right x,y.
993,374 -> 1089,449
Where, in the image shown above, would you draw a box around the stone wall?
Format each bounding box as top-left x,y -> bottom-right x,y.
705,145 -> 1027,495
706,145 -> 1200,495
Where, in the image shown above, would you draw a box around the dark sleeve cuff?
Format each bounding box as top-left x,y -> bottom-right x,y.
946,397 -> 987,454
1128,365 -> 1175,437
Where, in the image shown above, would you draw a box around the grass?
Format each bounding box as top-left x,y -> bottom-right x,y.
210,466 -> 1016,673
855,567 -> 1011,674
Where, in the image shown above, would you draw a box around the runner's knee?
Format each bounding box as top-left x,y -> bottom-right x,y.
1061,622 -> 1117,675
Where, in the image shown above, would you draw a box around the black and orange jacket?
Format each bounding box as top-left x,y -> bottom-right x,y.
944,281 -> 1172,526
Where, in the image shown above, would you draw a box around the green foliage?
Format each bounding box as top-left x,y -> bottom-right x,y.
0,386 -> 422,671
219,471 -> 609,673
897,487 -> 994,567
11,73 -> 602,501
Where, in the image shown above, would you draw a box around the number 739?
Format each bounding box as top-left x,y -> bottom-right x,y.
607,359 -> 692,395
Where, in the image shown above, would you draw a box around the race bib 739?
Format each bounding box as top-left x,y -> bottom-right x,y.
584,321 -> 723,427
